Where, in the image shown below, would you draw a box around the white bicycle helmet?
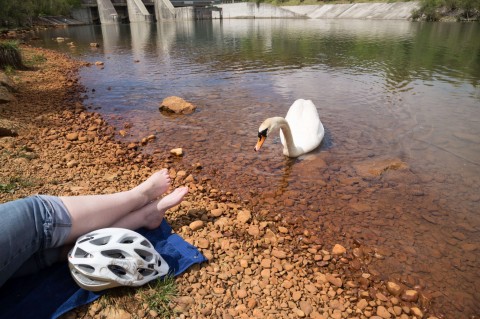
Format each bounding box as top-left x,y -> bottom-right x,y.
68,228 -> 170,291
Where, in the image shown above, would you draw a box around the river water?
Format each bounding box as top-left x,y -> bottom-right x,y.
33,19 -> 479,318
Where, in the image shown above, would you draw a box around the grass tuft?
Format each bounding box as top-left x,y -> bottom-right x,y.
0,177 -> 35,193
140,276 -> 178,317
94,275 -> 177,317
25,53 -> 47,67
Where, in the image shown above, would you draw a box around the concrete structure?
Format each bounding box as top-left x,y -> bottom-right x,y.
285,2 -> 420,19
127,0 -> 153,22
74,1 -> 420,23
97,0 -> 120,24
217,2 -> 420,20
78,0 -> 218,23
154,0 -> 176,20
217,2 -> 305,19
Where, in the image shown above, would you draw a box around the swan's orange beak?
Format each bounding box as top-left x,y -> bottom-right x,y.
255,135 -> 266,152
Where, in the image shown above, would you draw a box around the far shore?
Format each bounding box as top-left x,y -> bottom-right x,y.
0,0 -> 478,36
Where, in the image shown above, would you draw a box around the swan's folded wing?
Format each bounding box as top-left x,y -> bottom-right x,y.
286,100 -> 324,153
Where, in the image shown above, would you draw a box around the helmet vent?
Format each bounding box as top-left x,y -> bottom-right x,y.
90,236 -> 111,246
108,265 -> 130,278
140,240 -> 152,248
78,236 -> 94,244
101,249 -> 128,259
74,247 -> 92,258
120,236 -> 135,244
77,264 -> 95,274
138,268 -> 158,277
135,249 -> 154,262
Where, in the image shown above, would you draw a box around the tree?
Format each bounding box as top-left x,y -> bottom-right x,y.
0,0 -> 81,27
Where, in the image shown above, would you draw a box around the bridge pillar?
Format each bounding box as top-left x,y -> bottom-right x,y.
154,0 -> 176,20
127,0 -> 154,22
97,0 -> 120,24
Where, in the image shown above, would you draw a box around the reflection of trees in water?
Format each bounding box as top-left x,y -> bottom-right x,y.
179,21 -> 480,89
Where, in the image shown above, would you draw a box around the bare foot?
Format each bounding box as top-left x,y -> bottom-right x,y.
157,186 -> 188,211
144,187 -> 189,230
110,187 -> 188,231
133,169 -> 171,205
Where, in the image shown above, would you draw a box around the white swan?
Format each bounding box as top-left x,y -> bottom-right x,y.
254,99 -> 324,158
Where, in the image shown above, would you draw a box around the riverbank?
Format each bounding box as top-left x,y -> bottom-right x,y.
1,46 -> 441,318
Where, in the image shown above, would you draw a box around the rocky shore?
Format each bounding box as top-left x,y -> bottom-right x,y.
0,46 -> 441,319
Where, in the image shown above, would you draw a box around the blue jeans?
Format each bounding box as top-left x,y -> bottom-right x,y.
0,195 -> 72,287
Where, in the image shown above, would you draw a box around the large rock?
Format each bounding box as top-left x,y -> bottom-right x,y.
159,96 -> 196,114
0,71 -> 17,92
0,86 -> 15,104
0,119 -> 19,137
352,157 -> 408,178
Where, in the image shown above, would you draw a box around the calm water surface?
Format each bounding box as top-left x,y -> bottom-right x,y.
34,20 -> 480,318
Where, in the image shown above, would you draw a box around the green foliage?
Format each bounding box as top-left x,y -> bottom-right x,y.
3,65 -> 15,75
414,0 -> 480,20
459,0 -> 480,18
0,41 -> 26,70
0,0 -> 81,27
25,53 -> 47,67
0,177 -> 34,193
96,276 -> 177,317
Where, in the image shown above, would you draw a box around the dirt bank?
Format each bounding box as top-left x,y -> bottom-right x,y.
0,46 -> 441,319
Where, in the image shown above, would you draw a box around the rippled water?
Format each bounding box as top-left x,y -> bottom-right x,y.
34,19 -> 480,317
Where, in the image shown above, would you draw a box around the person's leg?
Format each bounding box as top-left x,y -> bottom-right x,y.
13,186 -> 188,279
0,196 -> 63,287
111,186 -> 189,230
61,169 -> 170,244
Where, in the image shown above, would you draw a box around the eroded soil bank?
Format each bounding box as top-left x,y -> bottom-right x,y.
0,46 -> 442,318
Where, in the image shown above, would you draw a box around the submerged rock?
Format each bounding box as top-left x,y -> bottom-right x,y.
353,157 -> 408,178
159,96 -> 196,115
170,147 -> 183,156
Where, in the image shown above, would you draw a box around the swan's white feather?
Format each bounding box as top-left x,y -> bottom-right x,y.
280,99 -> 324,155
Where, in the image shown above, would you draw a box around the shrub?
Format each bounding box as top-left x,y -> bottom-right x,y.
0,41 -> 26,70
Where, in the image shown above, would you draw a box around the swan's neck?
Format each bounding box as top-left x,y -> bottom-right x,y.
275,118 -> 300,157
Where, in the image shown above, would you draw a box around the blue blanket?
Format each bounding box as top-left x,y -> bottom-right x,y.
0,220 -> 207,319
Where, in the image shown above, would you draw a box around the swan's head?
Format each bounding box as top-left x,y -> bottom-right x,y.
254,118 -> 282,152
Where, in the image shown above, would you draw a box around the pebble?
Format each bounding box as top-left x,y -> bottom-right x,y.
189,220 -> 204,231
357,298 -> 368,310
376,305 -> 392,318
65,132 -> 78,141
237,289 -> 247,298
299,301 -> 313,315
210,208 -> 224,217
271,249 -> 287,259
387,281 -> 403,295
170,147 -> 183,156
196,238 -> 209,249
332,244 -> 346,255
291,291 -> 302,301
401,289 -> 419,302
326,274 -> 343,287
236,210 -> 251,223
411,307 -> 424,318
247,225 -> 260,236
